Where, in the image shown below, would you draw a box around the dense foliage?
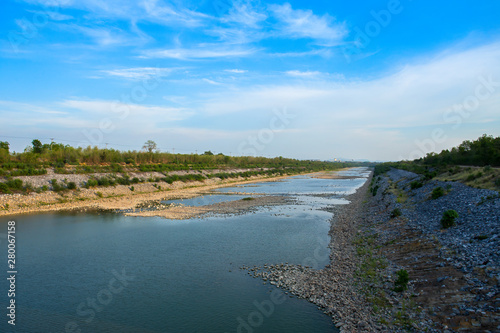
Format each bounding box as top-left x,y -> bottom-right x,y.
419,134 -> 500,167
0,140 -> 362,177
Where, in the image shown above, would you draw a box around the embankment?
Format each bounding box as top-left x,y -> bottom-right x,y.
0,173 -> 293,218
251,168 -> 500,332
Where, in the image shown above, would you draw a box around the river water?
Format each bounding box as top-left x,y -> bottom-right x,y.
0,168 -> 369,333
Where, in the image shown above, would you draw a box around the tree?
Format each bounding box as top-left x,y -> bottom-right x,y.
143,140 -> 158,153
0,141 -> 9,152
32,139 -> 43,154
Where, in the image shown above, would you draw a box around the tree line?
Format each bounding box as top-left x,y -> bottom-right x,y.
0,139 -> 360,177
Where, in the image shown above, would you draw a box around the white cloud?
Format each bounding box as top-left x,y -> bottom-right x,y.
221,2 -> 267,28
193,41 -> 500,159
202,78 -> 222,86
224,69 -> 247,74
140,47 -> 258,60
269,3 -> 347,45
285,70 -> 322,77
59,99 -> 192,122
100,67 -> 177,80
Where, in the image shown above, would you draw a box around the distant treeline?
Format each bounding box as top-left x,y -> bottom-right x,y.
373,134 -> 500,178
0,140 -> 361,177
418,134 -> 500,167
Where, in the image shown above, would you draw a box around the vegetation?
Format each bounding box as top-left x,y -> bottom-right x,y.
410,181 -> 423,190
419,134 -> 500,167
390,208 -> 402,218
393,269 -> 409,292
441,210 -> 459,229
430,186 -> 445,199
0,139 -> 364,178
371,135 -> 500,190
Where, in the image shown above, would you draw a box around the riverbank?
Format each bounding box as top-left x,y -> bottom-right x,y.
357,168 -> 499,332
249,170 -> 378,332
0,173 -> 295,217
249,167 -> 500,332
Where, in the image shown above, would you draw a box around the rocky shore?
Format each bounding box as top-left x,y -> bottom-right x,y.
248,168 -> 500,332
249,171 -> 378,332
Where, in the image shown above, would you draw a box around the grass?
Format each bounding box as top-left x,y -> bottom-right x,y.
353,233 -> 391,313
386,180 -> 408,203
434,165 -> 500,190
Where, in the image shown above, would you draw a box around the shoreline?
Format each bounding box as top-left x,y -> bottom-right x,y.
250,171 -> 377,332
250,168 -> 500,332
0,174 -> 296,218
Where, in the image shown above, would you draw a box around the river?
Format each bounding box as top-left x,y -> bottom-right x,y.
0,168 -> 369,333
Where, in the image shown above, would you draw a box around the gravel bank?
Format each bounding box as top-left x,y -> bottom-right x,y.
361,168 -> 500,332
249,171 -> 378,332
247,168 -> 500,332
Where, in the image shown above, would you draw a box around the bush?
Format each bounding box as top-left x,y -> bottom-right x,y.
51,179 -> 64,192
410,181 -> 423,190
371,185 -> 379,196
67,182 -> 77,190
96,191 -> 103,198
0,183 -> 12,194
6,179 -> 23,190
441,210 -> 459,229
130,186 -> 135,191
394,269 -> 409,292
390,208 -> 402,218
431,187 -> 445,199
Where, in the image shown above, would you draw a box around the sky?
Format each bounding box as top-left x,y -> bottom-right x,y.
1,0 -> 500,161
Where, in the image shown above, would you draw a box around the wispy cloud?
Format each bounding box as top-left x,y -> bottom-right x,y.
202,78 -> 222,86
100,67 -> 177,80
285,70 -> 322,77
224,69 -> 248,74
59,99 -> 192,122
140,46 -> 258,60
269,3 -> 347,45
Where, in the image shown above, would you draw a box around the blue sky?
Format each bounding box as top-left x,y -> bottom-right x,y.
1,0 -> 500,160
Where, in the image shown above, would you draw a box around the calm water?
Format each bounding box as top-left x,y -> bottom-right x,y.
0,168 -> 369,333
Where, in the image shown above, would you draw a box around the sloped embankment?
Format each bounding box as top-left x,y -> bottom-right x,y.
361,168 -> 499,331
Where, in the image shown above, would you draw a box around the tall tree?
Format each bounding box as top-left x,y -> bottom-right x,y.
143,140 -> 158,153
32,139 -> 43,154
0,141 -> 9,152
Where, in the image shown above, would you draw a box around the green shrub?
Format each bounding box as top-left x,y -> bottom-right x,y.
67,182 -> 77,190
6,179 -> 23,190
394,269 -> 409,292
96,191 -> 103,198
371,185 -> 379,196
441,210 -> 459,229
390,208 -> 402,218
51,179 -> 64,192
431,186 -> 445,199
410,181 -> 423,189
130,186 -> 135,191
0,183 -> 12,194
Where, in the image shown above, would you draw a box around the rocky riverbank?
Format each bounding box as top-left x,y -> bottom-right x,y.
248,168 -> 500,332
249,171 -> 378,332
